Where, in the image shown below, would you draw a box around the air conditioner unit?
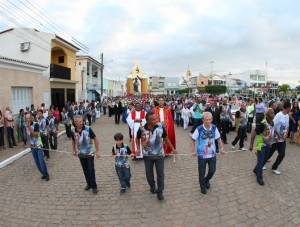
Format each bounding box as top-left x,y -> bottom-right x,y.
20,42 -> 30,52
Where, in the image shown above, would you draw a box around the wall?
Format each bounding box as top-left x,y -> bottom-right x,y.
51,40 -> 77,81
0,66 -> 47,144
0,28 -> 51,78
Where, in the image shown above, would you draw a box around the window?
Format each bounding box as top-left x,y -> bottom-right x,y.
250,75 -> 257,80
201,81 -> 204,84
258,75 -> 265,81
79,62 -> 81,65
149,82 -> 152,86
158,82 -> 164,88
173,83 -> 176,86
168,83 -> 171,86
11,87 -> 32,114
58,56 -> 64,63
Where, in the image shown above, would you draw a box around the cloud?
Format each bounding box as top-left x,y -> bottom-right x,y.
1,0 -> 300,84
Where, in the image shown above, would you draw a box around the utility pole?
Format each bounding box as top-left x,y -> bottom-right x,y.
100,53 -> 104,97
210,61 -> 214,85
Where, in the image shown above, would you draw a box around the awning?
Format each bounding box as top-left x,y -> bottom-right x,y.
95,90 -> 101,94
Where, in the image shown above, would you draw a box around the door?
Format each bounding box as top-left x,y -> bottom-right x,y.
51,88 -> 65,114
67,89 -> 75,103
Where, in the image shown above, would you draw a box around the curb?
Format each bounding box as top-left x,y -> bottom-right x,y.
0,130 -> 66,169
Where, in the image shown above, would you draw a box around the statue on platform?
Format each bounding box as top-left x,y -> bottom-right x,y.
133,76 -> 142,93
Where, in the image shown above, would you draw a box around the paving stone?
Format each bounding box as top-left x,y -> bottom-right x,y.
0,114 -> 299,226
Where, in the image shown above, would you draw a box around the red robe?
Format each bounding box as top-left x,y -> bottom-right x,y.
152,106 -> 176,154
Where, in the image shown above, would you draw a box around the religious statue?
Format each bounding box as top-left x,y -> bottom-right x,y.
133,76 -> 142,93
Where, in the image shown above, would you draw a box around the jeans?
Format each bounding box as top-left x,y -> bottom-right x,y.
190,118 -> 203,134
144,156 -> 164,193
115,166 -> 131,189
0,126 -> 5,147
176,113 -> 183,127
20,126 -> 27,145
220,120 -> 229,143
65,124 -> 72,138
7,127 -> 16,145
268,141 -> 286,170
79,156 -> 97,189
253,146 -> 271,181
41,135 -> 49,157
31,147 -> 49,177
232,127 -> 247,148
198,157 -> 216,189
103,106 -> 107,115
49,131 -> 57,150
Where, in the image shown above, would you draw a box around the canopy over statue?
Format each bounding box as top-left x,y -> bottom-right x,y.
127,57 -> 149,94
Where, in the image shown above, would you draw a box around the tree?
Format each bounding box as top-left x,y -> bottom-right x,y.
177,88 -> 189,94
205,85 -> 226,95
295,85 -> 300,92
278,84 -> 290,93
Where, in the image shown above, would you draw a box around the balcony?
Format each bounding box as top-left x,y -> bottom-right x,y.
92,77 -> 99,84
50,64 -> 71,80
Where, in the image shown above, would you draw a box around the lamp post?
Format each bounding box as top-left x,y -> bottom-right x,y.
210,61 -> 214,85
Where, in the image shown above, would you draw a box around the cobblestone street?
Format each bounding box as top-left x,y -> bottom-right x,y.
0,114 -> 299,227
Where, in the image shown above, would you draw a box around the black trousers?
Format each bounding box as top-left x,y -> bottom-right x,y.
49,131 -> 57,150
87,114 -> 92,126
247,117 -> 253,133
41,135 -> 49,157
220,120 -> 228,143
65,124 -> 72,138
232,127 -> 246,148
115,113 -> 121,124
268,141 -> 286,170
79,156 -> 97,189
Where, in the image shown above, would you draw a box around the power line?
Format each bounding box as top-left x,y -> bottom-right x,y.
18,0 -> 89,52
3,0 -> 88,54
25,0 -> 89,51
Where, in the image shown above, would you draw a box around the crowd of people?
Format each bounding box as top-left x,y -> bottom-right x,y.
1,92 -> 299,200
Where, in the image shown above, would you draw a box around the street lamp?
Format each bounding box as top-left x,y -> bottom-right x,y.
210,61 -> 214,85
100,53 -> 113,97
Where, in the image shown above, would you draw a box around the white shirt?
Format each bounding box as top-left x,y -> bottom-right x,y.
159,107 -> 164,122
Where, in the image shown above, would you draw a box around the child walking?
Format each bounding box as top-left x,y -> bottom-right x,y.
111,133 -> 132,194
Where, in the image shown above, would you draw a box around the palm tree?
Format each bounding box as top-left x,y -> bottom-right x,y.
278,84 -> 290,93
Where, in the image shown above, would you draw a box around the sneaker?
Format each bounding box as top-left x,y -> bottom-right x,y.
231,144 -> 235,149
272,169 -> 281,175
157,193 -> 164,200
120,189 -> 126,195
262,166 -> 266,170
240,147 -> 246,151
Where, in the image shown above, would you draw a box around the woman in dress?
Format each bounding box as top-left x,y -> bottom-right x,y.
289,101 -> 299,144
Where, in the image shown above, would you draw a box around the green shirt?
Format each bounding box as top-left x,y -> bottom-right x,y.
247,105 -> 254,118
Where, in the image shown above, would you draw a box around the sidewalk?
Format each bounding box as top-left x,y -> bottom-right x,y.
0,124 -> 66,165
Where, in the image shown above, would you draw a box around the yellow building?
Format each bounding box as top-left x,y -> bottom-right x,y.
127,58 -> 148,94
50,36 -> 80,109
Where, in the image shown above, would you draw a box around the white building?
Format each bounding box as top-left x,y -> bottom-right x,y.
76,56 -> 102,101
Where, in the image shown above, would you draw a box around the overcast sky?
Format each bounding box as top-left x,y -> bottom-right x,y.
1,0 -> 299,84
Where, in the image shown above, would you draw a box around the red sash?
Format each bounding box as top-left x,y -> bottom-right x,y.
131,110 -> 145,126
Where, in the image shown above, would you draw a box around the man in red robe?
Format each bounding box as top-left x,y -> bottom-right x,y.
152,97 -> 176,154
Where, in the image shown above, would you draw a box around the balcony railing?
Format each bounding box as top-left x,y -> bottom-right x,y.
92,77 -> 99,84
50,64 -> 71,80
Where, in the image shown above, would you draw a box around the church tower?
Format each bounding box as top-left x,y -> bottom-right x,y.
186,65 -> 192,81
